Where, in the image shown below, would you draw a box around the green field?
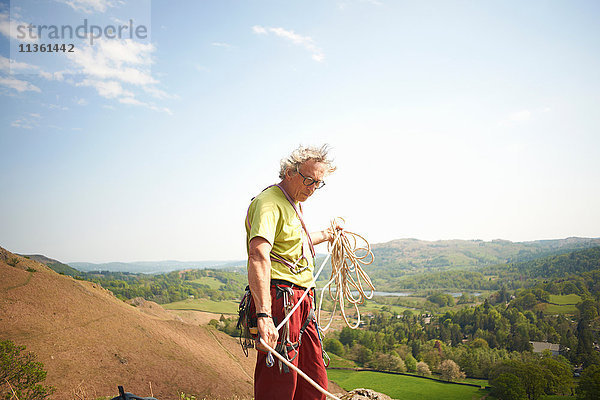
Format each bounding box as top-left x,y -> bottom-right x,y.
162,298 -> 238,314
361,301 -> 411,315
327,353 -> 358,369
327,369 -> 489,400
541,294 -> 581,315
542,303 -> 578,315
190,276 -> 224,290
548,294 -> 581,305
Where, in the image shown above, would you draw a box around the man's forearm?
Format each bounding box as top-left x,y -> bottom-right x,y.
310,229 -> 333,246
248,254 -> 272,314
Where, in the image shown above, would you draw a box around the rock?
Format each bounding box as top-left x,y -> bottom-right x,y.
338,388 -> 393,400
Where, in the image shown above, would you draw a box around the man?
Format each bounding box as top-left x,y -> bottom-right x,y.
245,145 -> 338,399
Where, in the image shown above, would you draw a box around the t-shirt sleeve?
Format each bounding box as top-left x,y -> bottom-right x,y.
247,197 -> 280,246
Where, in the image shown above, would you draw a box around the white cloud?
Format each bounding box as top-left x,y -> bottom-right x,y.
0,76 -> 41,92
508,110 -> 531,122
67,39 -> 157,85
142,85 -> 176,99
252,25 -> 267,35
65,38 -> 173,112
58,0 -> 114,14
1,55 -> 66,83
211,42 -> 233,48
76,98 -> 88,105
118,96 -> 172,115
0,9 -> 37,42
0,11 -> 172,111
39,70 -> 66,81
77,78 -> 132,98
252,25 -> 325,62
44,103 -> 70,111
11,114 -> 41,129
0,56 -> 37,73
118,96 -> 143,105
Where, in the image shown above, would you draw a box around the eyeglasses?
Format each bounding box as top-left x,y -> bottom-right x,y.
297,170 -> 326,189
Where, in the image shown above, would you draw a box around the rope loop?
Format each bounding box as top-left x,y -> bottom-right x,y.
317,220 -> 375,331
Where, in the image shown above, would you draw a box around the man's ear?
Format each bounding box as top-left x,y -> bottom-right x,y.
285,168 -> 296,179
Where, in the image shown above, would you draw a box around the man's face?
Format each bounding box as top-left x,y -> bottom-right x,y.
286,159 -> 327,202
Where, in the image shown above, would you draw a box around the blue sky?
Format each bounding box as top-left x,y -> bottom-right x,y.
1,0 -> 599,263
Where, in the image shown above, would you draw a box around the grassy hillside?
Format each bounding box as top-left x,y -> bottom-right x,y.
163,298 -> 239,314
375,246 -> 600,292
0,247 -> 255,400
355,237 -> 600,291
371,237 -> 600,270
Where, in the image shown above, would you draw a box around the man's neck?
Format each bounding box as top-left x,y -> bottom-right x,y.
278,180 -> 297,203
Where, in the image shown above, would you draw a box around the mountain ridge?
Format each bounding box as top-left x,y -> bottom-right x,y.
47,237 -> 600,275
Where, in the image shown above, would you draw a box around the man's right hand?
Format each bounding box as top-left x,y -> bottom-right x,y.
256,315 -> 279,352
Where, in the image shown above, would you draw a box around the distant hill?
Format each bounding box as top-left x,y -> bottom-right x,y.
371,237 -> 600,271
71,259 -> 245,274
389,245 -> 600,292
499,245 -> 600,279
0,246 -> 255,400
19,253 -> 82,277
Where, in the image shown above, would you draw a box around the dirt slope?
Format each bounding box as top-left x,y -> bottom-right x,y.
0,247 -> 255,400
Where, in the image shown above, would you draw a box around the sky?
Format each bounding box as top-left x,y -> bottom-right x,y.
1,0 -> 599,263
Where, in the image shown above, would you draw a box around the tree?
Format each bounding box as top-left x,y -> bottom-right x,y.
439,359 -> 466,382
427,292 -> 454,308
490,360 -> 547,400
577,365 -> 600,400
539,357 -> 573,395
404,354 -> 417,372
369,352 -> 405,372
416,361 -> 431,376
0,340 -> 55,400
492,373 -> 527,400
324,338 -> 344,356
349,344 -> 373,366
339,327 -> 359,346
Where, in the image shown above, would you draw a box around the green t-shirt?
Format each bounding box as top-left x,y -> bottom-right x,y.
246,185 -> 314,288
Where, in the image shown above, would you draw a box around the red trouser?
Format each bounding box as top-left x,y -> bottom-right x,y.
254,284 -> 328,400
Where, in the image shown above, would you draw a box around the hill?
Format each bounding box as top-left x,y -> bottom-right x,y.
20,253 -> 82,277
368,237 -> 600,290
0,247 -> 255,400
371,237 -> 600,270
70,260 -> 245,274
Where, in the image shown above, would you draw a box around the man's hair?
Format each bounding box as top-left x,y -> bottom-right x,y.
279,144 -> 337,180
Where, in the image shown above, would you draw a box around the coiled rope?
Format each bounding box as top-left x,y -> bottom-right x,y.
317,220 -> 375,331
